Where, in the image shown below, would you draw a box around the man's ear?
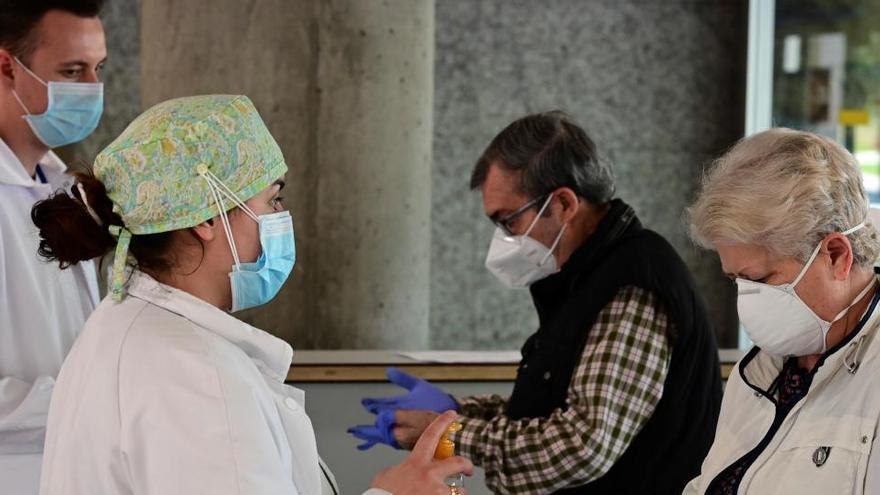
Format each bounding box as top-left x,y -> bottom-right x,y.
555,187 -> 580,224
825,233 -> 854,281
190,217 -> 218,242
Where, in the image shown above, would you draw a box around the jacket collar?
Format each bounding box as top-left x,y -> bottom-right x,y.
125,270 -> 294,383
739,278 -> 880,398
560,198 -> 638,274
529,198 -> 639,322
0,137 -> 66,187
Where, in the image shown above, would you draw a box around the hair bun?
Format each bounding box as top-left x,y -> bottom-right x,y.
31,174 -> 121,268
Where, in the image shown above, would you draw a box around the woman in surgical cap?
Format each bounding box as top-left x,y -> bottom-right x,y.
31,95 -> 470,495
683,128 -> 880,494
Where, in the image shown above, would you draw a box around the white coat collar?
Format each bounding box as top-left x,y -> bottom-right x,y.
0,137 -> 66,187
125,270 -> 294,383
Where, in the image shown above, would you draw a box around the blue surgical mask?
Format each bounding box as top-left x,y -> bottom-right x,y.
229,211 -> 296,312
11,57 -> 103,148
201,168 -> 295,312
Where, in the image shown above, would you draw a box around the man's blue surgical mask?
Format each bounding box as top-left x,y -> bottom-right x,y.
202,168 -> 295,312
11,57 -> 104,148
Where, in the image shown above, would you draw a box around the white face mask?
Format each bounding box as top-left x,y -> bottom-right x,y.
485,194 -> 567,289
736,222 -> 875,356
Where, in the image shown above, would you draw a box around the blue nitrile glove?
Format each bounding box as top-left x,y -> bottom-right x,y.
361,367 -> 459,414
347,409 -> 400,450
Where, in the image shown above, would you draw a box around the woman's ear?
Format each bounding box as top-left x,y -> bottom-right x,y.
190,217 -> 218,242
825,233 -> 854,281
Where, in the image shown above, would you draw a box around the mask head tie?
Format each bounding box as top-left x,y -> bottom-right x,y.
108,224 -> 132,301
522,194 -> 553,238
525,194 -> 566,267
791,221 -> 868,288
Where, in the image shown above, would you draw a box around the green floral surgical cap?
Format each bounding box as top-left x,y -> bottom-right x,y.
94,94 -> 288,300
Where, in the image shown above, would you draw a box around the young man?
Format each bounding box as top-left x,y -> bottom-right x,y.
351,112 -> 723,494
0,1 -> 107,492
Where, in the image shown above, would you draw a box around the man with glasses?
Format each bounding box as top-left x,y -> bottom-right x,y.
351,111 -> 722,494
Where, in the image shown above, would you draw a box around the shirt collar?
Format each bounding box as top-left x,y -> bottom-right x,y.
125,270 -> 294,382
0,137 -> 67,187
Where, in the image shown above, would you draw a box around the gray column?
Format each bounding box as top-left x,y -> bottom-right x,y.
312,1 -> 433,349
141,0 -> 433,349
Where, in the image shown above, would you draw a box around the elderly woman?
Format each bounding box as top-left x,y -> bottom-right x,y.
684,128 -> 880,494
31,95 -> 470,495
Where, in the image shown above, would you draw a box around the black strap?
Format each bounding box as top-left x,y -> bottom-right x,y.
319,461 -> 339,495
35,164 -> 47,184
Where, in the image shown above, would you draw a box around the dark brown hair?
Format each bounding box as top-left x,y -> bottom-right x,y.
31,173 -> 183,274
470,110 -> 616,205
0,0 -> 106,63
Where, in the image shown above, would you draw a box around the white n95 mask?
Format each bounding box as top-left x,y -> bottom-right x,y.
485,195 -> 566,289
736,222 -> 875,356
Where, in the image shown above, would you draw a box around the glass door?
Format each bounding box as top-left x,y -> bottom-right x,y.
744,0 -> 880,347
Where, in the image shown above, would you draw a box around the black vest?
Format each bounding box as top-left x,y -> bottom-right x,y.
506,199 -> 722,494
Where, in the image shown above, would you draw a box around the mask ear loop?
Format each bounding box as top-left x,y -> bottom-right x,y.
13,57 -> 48,86
10,57 -> 47,117
539,224 -> 567,266
200,167 -> 260,223
206,178 -> 242,271
198,165 -> 248,271
11,89 -> 33,115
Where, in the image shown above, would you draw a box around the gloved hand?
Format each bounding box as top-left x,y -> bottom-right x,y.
347,409 -> 400,450
361,367 -> 459,414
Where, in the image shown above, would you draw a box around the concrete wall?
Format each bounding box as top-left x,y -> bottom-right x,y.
140,0 -> 434,350
61,0 -> 746,349
430,0 -> 747,349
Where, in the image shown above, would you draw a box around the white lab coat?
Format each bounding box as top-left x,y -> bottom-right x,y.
39,270 -> 388,495
684,284 -> 880,494
0,138 -> 99,495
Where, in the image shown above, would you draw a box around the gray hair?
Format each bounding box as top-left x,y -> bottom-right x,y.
688,128 -> 880,267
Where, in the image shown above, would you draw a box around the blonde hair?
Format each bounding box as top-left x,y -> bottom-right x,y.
688,128 -> 880,267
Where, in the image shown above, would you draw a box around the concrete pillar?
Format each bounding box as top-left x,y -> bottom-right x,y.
141,0 -> 433,349
312,1 -> 433,349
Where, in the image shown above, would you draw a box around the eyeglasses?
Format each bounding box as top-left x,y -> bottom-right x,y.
493,194 -> 550,236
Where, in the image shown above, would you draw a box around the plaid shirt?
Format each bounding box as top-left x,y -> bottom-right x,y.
453,286 -> 671,494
